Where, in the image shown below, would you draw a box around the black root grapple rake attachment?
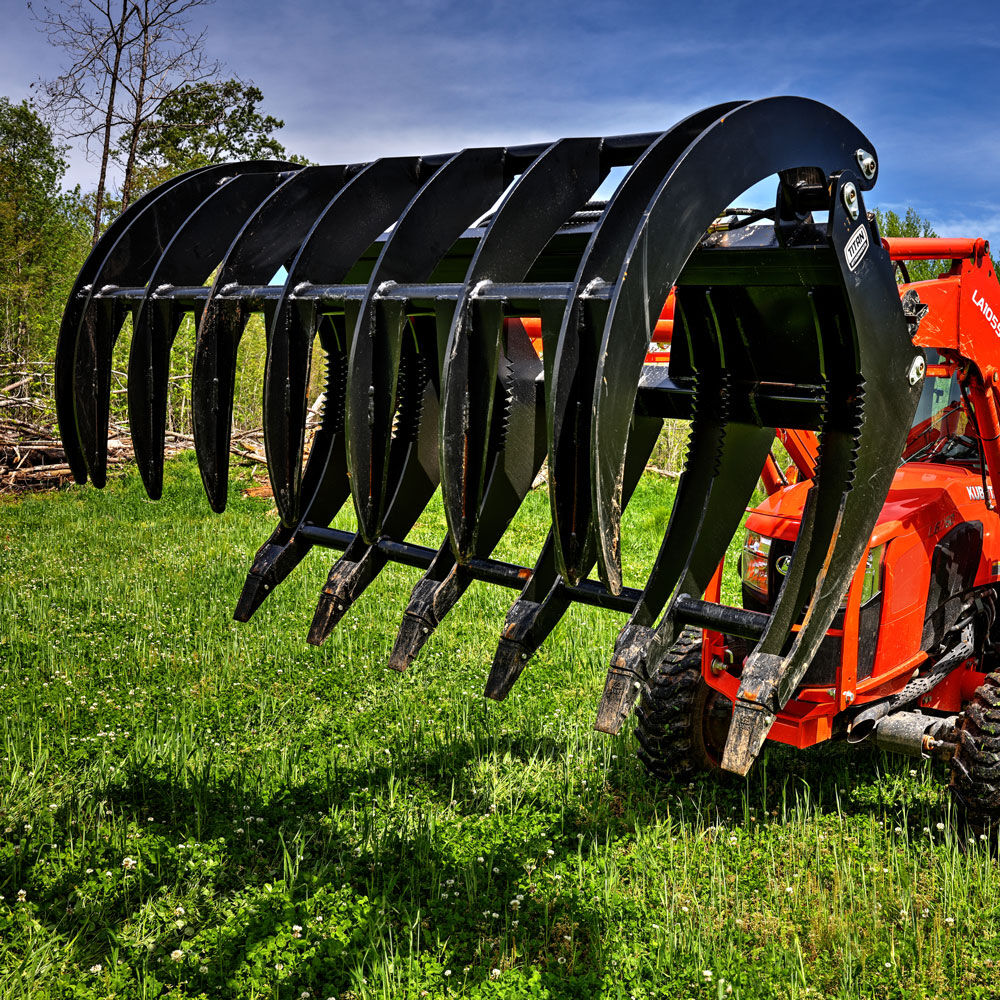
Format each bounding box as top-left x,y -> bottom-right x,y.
57,97 -> 923,775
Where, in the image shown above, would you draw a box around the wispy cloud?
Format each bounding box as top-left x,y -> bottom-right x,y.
4,0 -> 1000,246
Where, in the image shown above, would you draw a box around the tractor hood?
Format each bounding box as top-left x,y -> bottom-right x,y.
746,460 -> 989,548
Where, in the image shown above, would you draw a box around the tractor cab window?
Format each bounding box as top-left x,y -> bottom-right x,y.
903,349 -> 979,464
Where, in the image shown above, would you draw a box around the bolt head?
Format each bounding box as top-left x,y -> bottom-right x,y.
710,657 -> 726,676
842,182 -> 860,221
855,148 -> 877,181
908,355 -> 926,385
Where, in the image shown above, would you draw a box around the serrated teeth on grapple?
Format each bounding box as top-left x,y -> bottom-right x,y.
57,99 -> 922,779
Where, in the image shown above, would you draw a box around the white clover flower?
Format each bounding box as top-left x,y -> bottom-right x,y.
174,906 -> 185,916
121,857 -> 136,871
444,970 -> 452,977
90,964 -> 102,974
170,949 -> 184,962
292,924 -> 303,938
17,889 -> 27,902
703,970 -> 713,979
936,822 -> 945,831
491,968 -> 501,980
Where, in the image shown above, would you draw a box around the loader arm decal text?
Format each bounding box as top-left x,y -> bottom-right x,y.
972,289 -> 1000,336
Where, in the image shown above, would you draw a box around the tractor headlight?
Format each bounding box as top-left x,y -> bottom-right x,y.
742,530 -> 771,597
860,544 -> 884,604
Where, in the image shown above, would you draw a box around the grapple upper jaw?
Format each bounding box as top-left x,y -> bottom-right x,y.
54,101 -> 920,774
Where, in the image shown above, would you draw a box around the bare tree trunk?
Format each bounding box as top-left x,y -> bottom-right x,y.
120,0 -> 152,212
31,0 -> 217,237
91,0 -> 131,244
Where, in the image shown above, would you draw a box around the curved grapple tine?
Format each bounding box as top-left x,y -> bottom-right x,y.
56,168 -> 208,484
389,320 -> 545,671
720,181 -> 922,773
187,164 -> 352,518
235,315 -> 351,622
594,289 -> 777,732
346,147 -> 511,544
485,411 -> 662,699
547,103 -> 746,585
439,137 -> 605,558
64,161 -> 295,488
263,157 -> 434,528
128,171 -> 287,498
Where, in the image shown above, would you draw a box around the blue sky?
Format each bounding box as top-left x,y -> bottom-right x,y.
4,0 -> 1000,246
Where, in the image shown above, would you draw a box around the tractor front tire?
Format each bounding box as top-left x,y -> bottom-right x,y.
950,671 -> 1000,832
635,628 -> 733,782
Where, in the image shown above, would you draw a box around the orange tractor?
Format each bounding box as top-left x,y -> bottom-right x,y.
55,97 -> 1000,827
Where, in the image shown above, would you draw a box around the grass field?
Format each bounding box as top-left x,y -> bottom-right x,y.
1,454 -> 998,999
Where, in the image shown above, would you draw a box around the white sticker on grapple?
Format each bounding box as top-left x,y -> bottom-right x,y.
845,225 -> 870,272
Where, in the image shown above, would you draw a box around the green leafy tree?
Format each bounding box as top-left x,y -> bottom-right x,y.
121,78 -> 305,196
0,97 -> 89,363
874,206 -> 946,283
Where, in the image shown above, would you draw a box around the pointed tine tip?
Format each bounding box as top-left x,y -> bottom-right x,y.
484,640 -> 530,701
233,573 -> 271,623
388,614 -> 433,672
207,487 -> 228,515
720,701 -> 774,776
137,458 -> 163,501
594,663 -> 641,735
307,589 -> 348,646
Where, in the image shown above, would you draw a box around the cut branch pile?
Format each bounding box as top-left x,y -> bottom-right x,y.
1,363 -> 268,496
